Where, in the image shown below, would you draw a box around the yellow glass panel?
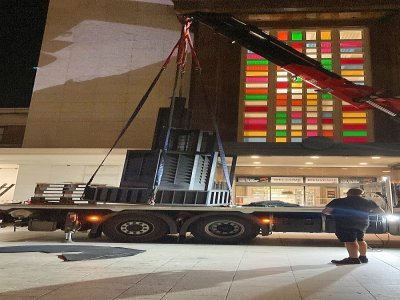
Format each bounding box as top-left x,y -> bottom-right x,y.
292,107 -> 303,111
321,31 -> 331,40
291,125 -> 302,130
342,118 -> 367,124
244,113 -> 268,118
246,83 -> 268,88
343,112 -> 367,118
276,137 -> 287,142
307,113 -> 318,117
322,107 -> 333,111
307,100 -> 318,106
244,131 -> 267,137
245,101 -> 268,106
291,82 -> 303,88
343,76 -> 365,81
341,53 -> 363,58
306,48 -> 317,53
307,125 -> 318,130
308,107 -> 318,111
292,94 -> 303,99
340,30 -> 362,40
322,124 -> 334,130
321,53 -> 332,58
306,31 -> 317,40
341,70 -> 364,76
323,101 -> 333,106
307,94 -> 318,99
276,107 -> 288,111
277,77 -> 289,82
276,125 -> 287,130
277,71 -> 288,76
246,71 -> 268,77
291,131 -> 302,136
292,89 -> 303,94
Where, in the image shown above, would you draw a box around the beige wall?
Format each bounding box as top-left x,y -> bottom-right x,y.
0,109 -> 28,126
24,0 -> 190,148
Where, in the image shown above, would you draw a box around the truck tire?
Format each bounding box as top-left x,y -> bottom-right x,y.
102,213 -> 168,243
191,215 -> 260,244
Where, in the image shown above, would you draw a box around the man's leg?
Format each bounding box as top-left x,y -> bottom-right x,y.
344,241 -> 359,258
358,240 -> 367,256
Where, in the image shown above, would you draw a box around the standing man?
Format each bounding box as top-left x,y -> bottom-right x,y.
322,188 -> 385,265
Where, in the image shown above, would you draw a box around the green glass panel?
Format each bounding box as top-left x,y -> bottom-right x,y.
321,59 -> 332,65
292,31 -> 303,41
245,95 -> 268,100
294,77 -> 303,82
276,131 -> 287,137
343,131 -> 367,137
276,119 -> 287,124
247,59 -> 269,65
275,112 -> 287,118
323,65 -> 333,70
322,94 -> 333,99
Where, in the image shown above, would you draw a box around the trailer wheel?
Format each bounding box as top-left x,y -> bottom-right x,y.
103,213 -> 168,243
191,215 -> 259,244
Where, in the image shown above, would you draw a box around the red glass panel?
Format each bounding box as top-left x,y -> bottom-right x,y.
322,119 -> 333,124
342,124 -> 367,130
245,107 -> 268,112
291,43 -> 303,48
244,118 -> 267,125
246,77 -> 268,83
342,106 -> 362,111
340,41 -> 363,48
276,82 -> 289,88
343,137 -> 368,143
246,53 -> 265,60
340,59 -> 364,64
244,125 -> 267,130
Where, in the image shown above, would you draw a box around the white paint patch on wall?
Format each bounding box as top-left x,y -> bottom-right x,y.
0,165 -> 18,203
34,21 -> 181,91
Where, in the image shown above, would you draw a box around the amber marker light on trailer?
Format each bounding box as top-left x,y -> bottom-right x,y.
86,215 -> 102,222
260,218 -> 271,224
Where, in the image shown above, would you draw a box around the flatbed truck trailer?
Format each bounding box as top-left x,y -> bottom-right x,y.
0,202 -> 398,243
1,12 -> 400,243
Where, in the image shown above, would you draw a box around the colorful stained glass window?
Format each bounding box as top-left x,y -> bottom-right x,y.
242,27 -> 370,143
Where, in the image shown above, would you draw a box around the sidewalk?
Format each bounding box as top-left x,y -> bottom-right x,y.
0,229 -> 399,299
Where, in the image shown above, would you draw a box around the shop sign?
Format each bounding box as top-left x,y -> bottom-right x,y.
270,177 -> 304,183
340,177 -> 377,184
237,177 -> 269,183
305,177 -> 339,184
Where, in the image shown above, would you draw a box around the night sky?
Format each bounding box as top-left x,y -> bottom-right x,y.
0,0 -> 49,108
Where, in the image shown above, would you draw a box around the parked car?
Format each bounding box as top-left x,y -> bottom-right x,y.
242,200 -> 300,207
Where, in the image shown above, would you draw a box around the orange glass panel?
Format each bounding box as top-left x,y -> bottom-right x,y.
277,31 -> 288,41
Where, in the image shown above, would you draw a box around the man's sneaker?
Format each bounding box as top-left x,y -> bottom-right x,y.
331,257 -> 361,265
359,256 -> 368,263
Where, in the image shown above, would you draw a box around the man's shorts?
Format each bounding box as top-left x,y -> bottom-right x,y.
335,227 -> 365,242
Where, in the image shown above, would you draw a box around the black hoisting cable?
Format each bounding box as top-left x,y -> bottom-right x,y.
82,38 -> 182,198
151,20 -> 191,204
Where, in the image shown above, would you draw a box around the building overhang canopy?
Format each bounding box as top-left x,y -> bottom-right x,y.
173,0 -> 400,27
